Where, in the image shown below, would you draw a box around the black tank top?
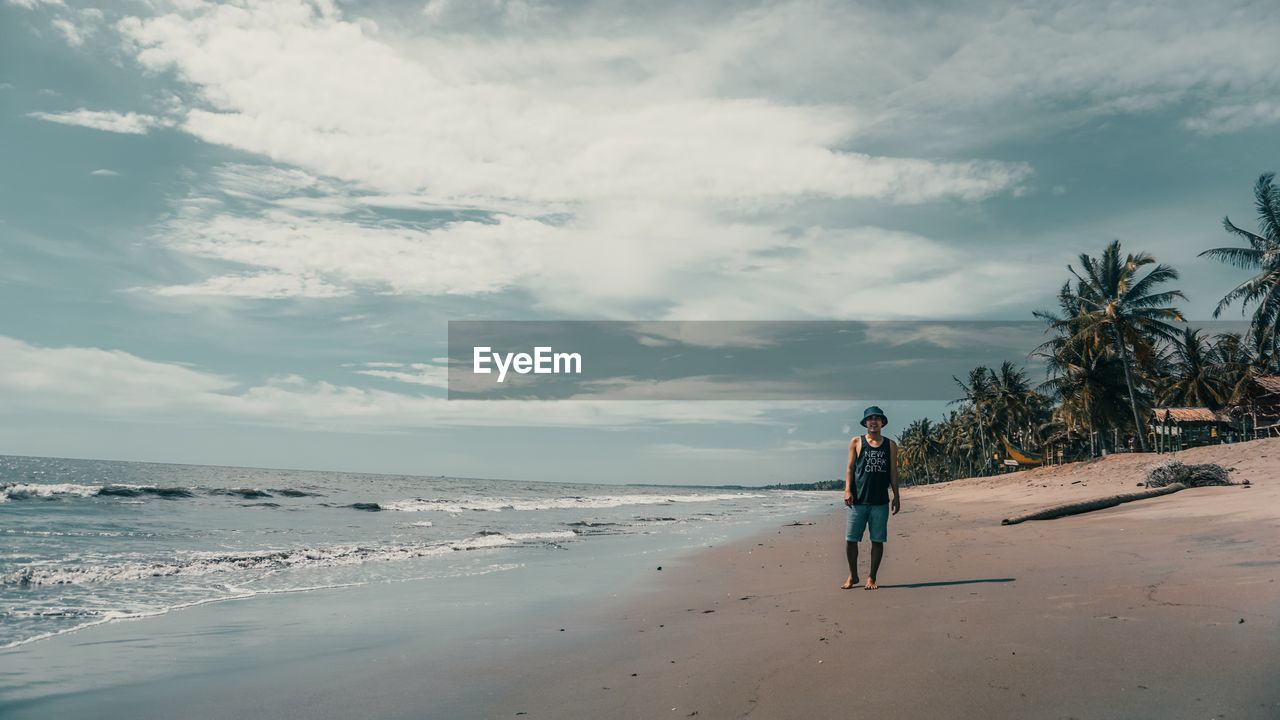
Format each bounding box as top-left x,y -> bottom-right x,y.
852,435 -> 892,506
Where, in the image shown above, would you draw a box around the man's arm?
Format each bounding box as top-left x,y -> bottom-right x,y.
889,439 -> 901,515
843,436 -> 860,507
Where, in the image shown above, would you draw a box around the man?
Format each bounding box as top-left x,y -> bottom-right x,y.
842,406 -> 900,590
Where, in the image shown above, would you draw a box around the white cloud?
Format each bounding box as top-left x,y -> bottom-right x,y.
89,168 -> 120,176
352,362 -> 449,389
145,167 -> 1054,317
1184,102 -> 1280,135
654,227 -> 1053,320
115,1 -> 1028,206
0,336 -> 236,411
149,272 -> 350,299
80,0 -> 1280,320
51,17 -> 86,45
153,207 -> 551,297
6,0 -> 66,8
712,2 -> 1280,148
0,336 -> 804,430
27,109 -> 170,134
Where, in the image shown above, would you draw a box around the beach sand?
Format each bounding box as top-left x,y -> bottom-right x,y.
485,439 -> 1280,719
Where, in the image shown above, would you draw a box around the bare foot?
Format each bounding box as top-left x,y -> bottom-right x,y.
841,575 -> 859,589
864,577 -> 878,590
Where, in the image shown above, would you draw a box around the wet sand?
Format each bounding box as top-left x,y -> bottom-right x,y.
487,440 -> 1280,719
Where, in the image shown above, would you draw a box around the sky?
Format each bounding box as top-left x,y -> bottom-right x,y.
1,0 -> 1278,485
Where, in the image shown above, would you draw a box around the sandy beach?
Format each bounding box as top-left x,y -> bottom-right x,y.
4,441 -> 1277,720
485,439 -> 1280,719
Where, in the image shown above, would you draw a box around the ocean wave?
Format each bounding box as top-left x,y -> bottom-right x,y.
0,483 -> 103,502
272,488 -> 323,497
2,531 -> 578,587
0,482 -> 320,503
209,488 -> 274,499
97,485 -> 196,499
371,492 -> 767,513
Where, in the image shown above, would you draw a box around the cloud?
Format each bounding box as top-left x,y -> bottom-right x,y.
151,205 -> 552,297
0,336 -> 236,411
717,1 -> 1280,149
0,335 -> 807,430
149,272 -> 350,299
649,437 -> 846,459
115,1 -> 1028,206
1184,102 -> 1280,135
627,322 -> 787,349
6,0 -> 66,9
58,0 -> 1280,322
89,168 -> 120,176
27,109 -> 170,134
351,361 -> 449,389
142,166 -> 1053,317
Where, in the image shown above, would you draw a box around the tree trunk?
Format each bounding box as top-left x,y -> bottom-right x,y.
1112,323 -> 1149,452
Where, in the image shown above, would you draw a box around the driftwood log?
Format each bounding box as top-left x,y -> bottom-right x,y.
1001,483 -> 1186,526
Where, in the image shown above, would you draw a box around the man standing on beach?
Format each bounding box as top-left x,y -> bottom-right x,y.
842,406 -> 900,590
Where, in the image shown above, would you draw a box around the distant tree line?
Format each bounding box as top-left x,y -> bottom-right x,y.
895,173 -> 1280,486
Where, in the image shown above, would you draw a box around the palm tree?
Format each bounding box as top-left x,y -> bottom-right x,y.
988,361 -> 1042,448
1037,337 -> 1133,454
1035,280 -> 1149,454
1158,327 -> 1231,409
899,417 -> 939,484
1209,331 -> 1261,419
1200,173 -> 1280,360
952,366 -> 994,472
1063,240 -> 1185,451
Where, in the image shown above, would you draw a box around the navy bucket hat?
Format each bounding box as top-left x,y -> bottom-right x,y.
860,406 -> 888,428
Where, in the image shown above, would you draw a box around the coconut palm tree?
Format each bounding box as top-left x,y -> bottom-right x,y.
899,417 -> 939,484
1200,173 -> 1280,359
1209,332 -> 1260,410
1035,280 -> 1137,454
988,361 -> 1043,448
952,366 -> 995,472
1158,327 -> 1231,409
1062,240 -> 1186,451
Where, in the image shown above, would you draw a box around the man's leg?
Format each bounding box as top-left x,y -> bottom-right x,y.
867,542 -> 884,589
842,541 -> 859,589
842,506 -> 867,589
865,504 -> 889,590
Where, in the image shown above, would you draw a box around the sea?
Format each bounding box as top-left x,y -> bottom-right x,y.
0,454 -> 835,656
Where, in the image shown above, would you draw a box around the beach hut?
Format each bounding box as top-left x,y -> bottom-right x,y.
1042,428 -> 1091,464
1239,375 -> 1280,439
1151,407 -> 1235,452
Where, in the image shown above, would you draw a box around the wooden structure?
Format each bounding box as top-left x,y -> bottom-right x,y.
1239,376 -> 1280,438
1151,407 -> 1235,452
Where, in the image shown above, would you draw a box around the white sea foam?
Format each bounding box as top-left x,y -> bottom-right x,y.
381,492 -> 766,513
2,531 -> 577,587
0,482 -> 196,502
0,483 -> 101,502
0,562 -> 528,650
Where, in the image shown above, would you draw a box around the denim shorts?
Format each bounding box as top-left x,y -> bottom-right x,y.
846,503 -> 889,543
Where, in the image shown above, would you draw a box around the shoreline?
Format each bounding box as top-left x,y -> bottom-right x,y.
4,440 -> 1278,719
0,499 -> 836,719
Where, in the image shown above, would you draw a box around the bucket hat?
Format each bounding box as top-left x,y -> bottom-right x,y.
860,406 -> 888,427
